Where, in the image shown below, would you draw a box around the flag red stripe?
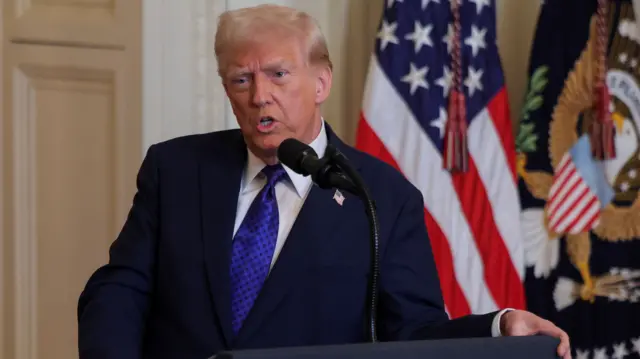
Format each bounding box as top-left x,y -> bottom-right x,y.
548,167 -> 579,214
548,157 -> 574,199
355,115 -> 471,318
582,208 -> 601,232
565,195 -> 598,233
549,182 -> 589,227
548,171 -> 582,220
552,184 -> 591,229
549,164 -> 577,206
450,157 -> 525,309
486,88 -> 517,183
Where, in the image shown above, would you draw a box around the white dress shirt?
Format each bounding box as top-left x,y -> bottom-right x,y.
232,121 -> 328,269
231,119 -> 510,337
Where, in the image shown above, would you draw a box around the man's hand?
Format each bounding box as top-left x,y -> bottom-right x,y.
501,310 -> 571,359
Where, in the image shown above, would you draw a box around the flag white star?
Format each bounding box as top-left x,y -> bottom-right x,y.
593,347 -> 608,359
422,0 -> 440,10
631,337 -> 640,355
469,0 -> 491,14
405,21 -> 433,53
401,62 -> 429,95
619,52 -> 629,64
576,349 -> 590,359
613,342 -> 629,359
431,107 -> 447,138
443,23 -> 454,54
436,66 -> 452,97
464,66 -> 483,96
621,182 -> 630,192
464,25 -> 487,57
629,169 -> 637,179
377,20 -> 399,51
387,0 -> 404,8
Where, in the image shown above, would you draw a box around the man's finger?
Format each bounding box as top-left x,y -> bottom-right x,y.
537,320 -> 571,359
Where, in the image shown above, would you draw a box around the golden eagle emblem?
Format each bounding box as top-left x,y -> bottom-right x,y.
518,11 -> 640,309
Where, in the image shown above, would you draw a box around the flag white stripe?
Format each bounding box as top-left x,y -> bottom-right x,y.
468,110 -> 524,279
568,200 -> 601,234
547,169 -> 580,215
553,189 -> 596,233
549,157 -> 574,199
556,154 -> 571,175
548,181 -> 589,227
362,56 -> 498,313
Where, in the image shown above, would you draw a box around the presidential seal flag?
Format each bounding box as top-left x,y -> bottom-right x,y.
356,0 -> 526,318
518,0 -> 640,357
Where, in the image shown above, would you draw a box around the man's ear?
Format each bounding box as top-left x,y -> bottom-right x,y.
315,66 -> 332,104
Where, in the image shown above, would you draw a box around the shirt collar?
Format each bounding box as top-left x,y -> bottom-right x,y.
241,119 -> 328,197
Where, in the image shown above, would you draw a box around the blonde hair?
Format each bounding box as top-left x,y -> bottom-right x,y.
214,4 -> 333,76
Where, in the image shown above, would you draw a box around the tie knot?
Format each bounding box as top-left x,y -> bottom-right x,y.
261,164 -> 287,186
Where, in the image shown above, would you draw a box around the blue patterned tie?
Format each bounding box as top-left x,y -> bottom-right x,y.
230,164 -> 287,334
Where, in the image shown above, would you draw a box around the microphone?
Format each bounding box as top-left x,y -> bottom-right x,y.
277,139 -> 360,196
277,138 -> 381,344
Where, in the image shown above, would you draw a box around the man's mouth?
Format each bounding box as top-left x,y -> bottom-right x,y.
257,116 -> 277,132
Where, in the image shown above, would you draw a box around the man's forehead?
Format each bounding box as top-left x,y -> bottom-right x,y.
227,42 -> 303,69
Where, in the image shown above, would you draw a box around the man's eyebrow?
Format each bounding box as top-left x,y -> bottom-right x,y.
226,68 -> 252,77
226,60 -> 295,77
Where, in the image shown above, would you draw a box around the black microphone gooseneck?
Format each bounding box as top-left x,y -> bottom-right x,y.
277,139 -> 380,343
324,144 -> 380,344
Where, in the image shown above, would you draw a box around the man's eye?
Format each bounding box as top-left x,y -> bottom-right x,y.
232,78 -> 247,84
274,71 -> 286,78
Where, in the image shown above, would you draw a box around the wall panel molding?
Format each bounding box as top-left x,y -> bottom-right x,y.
0,0 -> 5,354
12,67 -> 38,359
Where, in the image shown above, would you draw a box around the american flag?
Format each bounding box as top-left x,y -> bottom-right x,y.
355,0 -> 526,317
546,135 -> 615,235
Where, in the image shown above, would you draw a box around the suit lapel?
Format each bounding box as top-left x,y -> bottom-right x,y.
235,183 -> 349,343
236,127 -> 362,344
199,132 -> 246,348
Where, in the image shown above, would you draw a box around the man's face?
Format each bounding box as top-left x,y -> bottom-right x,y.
222,33 -> 331,162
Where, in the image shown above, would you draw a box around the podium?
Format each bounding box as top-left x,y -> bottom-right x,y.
213,335 -> 560,359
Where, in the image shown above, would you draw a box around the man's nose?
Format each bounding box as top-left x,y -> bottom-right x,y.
251,75 -> 272,107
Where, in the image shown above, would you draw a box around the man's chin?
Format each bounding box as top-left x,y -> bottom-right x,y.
246,134 -> 289,162
256,132 -> 290,150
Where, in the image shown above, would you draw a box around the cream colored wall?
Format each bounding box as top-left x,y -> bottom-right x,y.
142,0 -> 543,149
497,0 -> 543,135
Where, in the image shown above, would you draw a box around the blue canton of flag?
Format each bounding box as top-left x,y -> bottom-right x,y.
375,0 -> 503,153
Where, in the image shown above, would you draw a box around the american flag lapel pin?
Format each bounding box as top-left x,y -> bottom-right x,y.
333,189 -> 345,206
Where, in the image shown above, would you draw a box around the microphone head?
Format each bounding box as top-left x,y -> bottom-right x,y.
277,138 -> 318,176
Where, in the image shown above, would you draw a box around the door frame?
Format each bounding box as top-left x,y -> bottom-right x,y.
1,0 -> 5,353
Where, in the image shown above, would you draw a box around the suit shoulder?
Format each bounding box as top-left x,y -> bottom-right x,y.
146,129 -> 243,162
149,129 -> 241,152
344,146 -> 420,198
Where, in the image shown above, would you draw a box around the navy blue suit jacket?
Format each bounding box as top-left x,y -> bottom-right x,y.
77,126 -> 497,359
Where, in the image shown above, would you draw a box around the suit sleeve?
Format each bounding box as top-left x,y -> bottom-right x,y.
378,185 -> 498,341
77,145 -> 160,359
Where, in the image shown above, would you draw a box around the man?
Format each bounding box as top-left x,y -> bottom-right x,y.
77,4 -> 571,359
